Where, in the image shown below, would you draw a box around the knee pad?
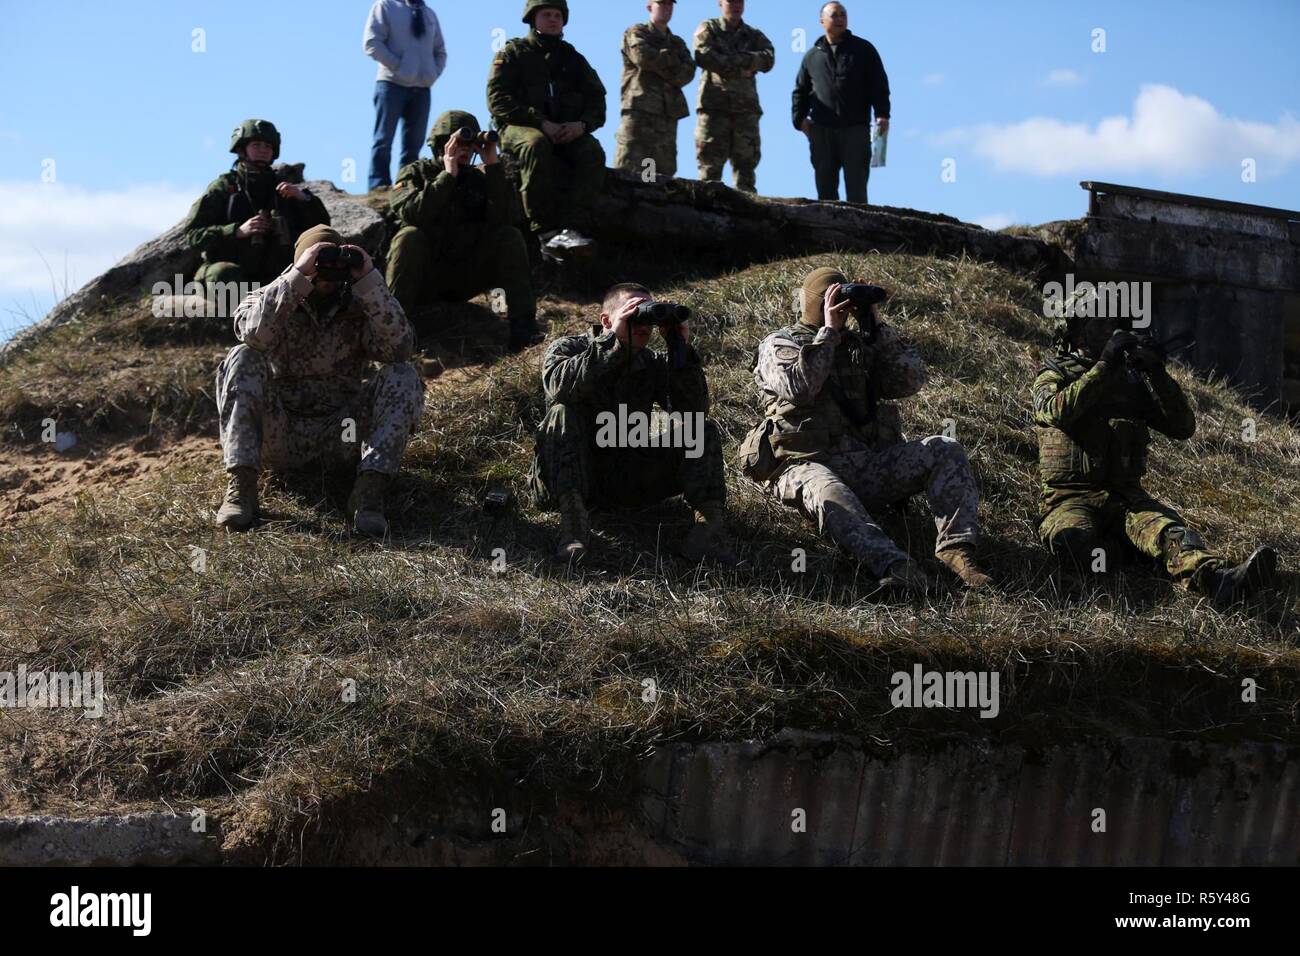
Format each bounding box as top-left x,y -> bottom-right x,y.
1162,525 -> 1207,557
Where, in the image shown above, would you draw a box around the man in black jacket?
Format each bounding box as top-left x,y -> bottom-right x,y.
791,2 -> 890,204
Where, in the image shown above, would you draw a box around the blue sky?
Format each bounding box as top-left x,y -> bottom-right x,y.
1,0 -> 1298,333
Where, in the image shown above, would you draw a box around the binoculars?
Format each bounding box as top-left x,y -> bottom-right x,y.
250,209 -> 291,249
454,128 -> 500,148
315,245 -> 365,281
630,301 -> 691,326
835,283 -> 890,309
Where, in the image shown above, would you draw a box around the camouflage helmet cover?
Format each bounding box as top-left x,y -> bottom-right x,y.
522,0 -> 569,25
229,119 -> 281,160
427,110 -> 481,155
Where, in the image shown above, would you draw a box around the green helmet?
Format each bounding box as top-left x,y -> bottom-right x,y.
522,0 -> 568,25
229,119 -> 281,160
427,110 -> 481,156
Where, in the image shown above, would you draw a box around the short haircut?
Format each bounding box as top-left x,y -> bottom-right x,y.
821,1 -> 845,16
602,282 -> 651,315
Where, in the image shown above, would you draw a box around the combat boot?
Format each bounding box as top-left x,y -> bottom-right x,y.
1199,546 -> 1278,607
679,502 -> 742,568
507,317 -> 545,354
554,490 -> 589,563
879,559 -> 936,597
936,544 -> 993,590
539,228 -> 595,261
348,471 -> 390,539
215,466 -> 259,532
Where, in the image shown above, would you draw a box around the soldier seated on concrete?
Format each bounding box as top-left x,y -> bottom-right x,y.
741,266 -> 992,595
1032,311 -> 1278,606
184,119 -> 330,289
215,225 -> 425,538
487,0 -> 606,262
528,282 -> 738,566
387,110 -> 542,356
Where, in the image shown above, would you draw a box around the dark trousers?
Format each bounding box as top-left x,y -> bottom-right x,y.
369,81 -> 432,190
808,123 -> 871,204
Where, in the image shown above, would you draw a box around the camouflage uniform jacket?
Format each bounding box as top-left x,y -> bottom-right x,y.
232,266 -> 416,417
390,161 -> 513,254
752,321 -> 926,475
542,326 -> 710,423
184,163 -> 329,273
620,23 -> 695,119
1032,351 -> 1196,505
692,18 -> 775,115
487,30 -> 607,133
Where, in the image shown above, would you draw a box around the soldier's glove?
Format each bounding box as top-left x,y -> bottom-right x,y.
1126,342 -> 1167,374
1099,330 -> 1140,367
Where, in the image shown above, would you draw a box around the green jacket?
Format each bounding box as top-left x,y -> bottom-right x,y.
620,22 -> 695,119
487,30 -> 607,133
692,17 -> 775,115
390,160 -> 514,254
183,163 -> 329,281
1032,351 -> 1196,506
541,326 -> 709,424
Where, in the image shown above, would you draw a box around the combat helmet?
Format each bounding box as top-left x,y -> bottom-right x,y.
522,0 -> 568,25
427,110 -> 481,157
229,119 -> 281,161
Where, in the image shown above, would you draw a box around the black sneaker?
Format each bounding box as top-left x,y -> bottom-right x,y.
539,228 -> 595,261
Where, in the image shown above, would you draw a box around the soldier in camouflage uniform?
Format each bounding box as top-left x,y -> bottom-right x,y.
528,282 -> 738,566
693,0 -> 775,194
615,1 -> 696,182
1032,311 -> 1277,605
215,224 -> 425,538
487,0 -> 606,260
184,119 -> 330,287
387,109 -> 542,354
741,267 -> 991,594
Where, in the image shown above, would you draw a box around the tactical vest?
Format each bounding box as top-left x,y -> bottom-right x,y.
1036,352 -> 1153,486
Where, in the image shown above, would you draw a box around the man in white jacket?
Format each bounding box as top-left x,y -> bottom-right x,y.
364,0 -> 448,190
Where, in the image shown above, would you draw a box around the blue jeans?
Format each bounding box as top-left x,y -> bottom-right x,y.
369,81 -> 431,190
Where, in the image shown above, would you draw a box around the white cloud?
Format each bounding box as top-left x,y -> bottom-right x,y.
921,73 -> 945,86
1043,69 -> 1083,88
974,213 -> 1017,231
0,180 -> 198,326
938,84 -> 1300,177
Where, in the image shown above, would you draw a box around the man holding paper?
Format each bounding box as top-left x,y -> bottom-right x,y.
792,2 -> 891,205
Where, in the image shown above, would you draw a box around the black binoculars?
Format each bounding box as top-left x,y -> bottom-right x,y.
315,245 -> 365,281
631,301 -> 691,326
455,128 -> 500,147
836,283 -> 890,309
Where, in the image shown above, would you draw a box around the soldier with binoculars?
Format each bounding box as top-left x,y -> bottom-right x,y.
528,282 -> 739,566
387,109 -> 542,355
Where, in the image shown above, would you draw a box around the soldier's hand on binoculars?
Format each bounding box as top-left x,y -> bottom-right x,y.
237,212 -> 271,239
1099,329 -> 1140,366
342,245 -> 373,280
294,241 -> 334,278
1128,343 -> 1167,373
276,182 -> 307,202
608,296 -> 647,344
480,137 -> 500,165
442,139 -> 462,177
824,283 -> 853,332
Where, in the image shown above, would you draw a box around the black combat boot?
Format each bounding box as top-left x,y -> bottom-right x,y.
507,316 -> 545,354
349,471 -> 390,539
1198,547 -> 1278,607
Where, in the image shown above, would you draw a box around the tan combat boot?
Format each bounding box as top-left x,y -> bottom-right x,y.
215,466 -> 259,532
554,490 -> 590,563
679,502 -> 742,568
880,559 -> 936,597
349,471 -> 390,538
937,544 -> 993,590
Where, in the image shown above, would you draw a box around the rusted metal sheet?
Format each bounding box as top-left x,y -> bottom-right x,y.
640,733 -> 1300,866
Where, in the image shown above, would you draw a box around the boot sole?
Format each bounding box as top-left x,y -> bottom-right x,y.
1242,546 -> 1278,597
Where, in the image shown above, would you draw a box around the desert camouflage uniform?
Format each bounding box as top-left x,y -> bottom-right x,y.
528,326 -> 725,511
1032,350 -> 1222,585
217,266 -> 424,476
184,163 -> 330,286
692,17 -> 775,193
749,321 -> 980,575
615,22 -> 695,180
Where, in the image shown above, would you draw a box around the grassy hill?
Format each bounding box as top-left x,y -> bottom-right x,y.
1,242 -> 1297,862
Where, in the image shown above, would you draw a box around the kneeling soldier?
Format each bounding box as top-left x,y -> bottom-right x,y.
387,109 -> 542,353
528,282 -> 738,566
185,119 -> 330,288
742,266 -> 991,594
215,225 -> 425,537
1033,311 -> 1277,604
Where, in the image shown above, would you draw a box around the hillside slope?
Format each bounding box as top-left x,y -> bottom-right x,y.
1,236 -> 1297,862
